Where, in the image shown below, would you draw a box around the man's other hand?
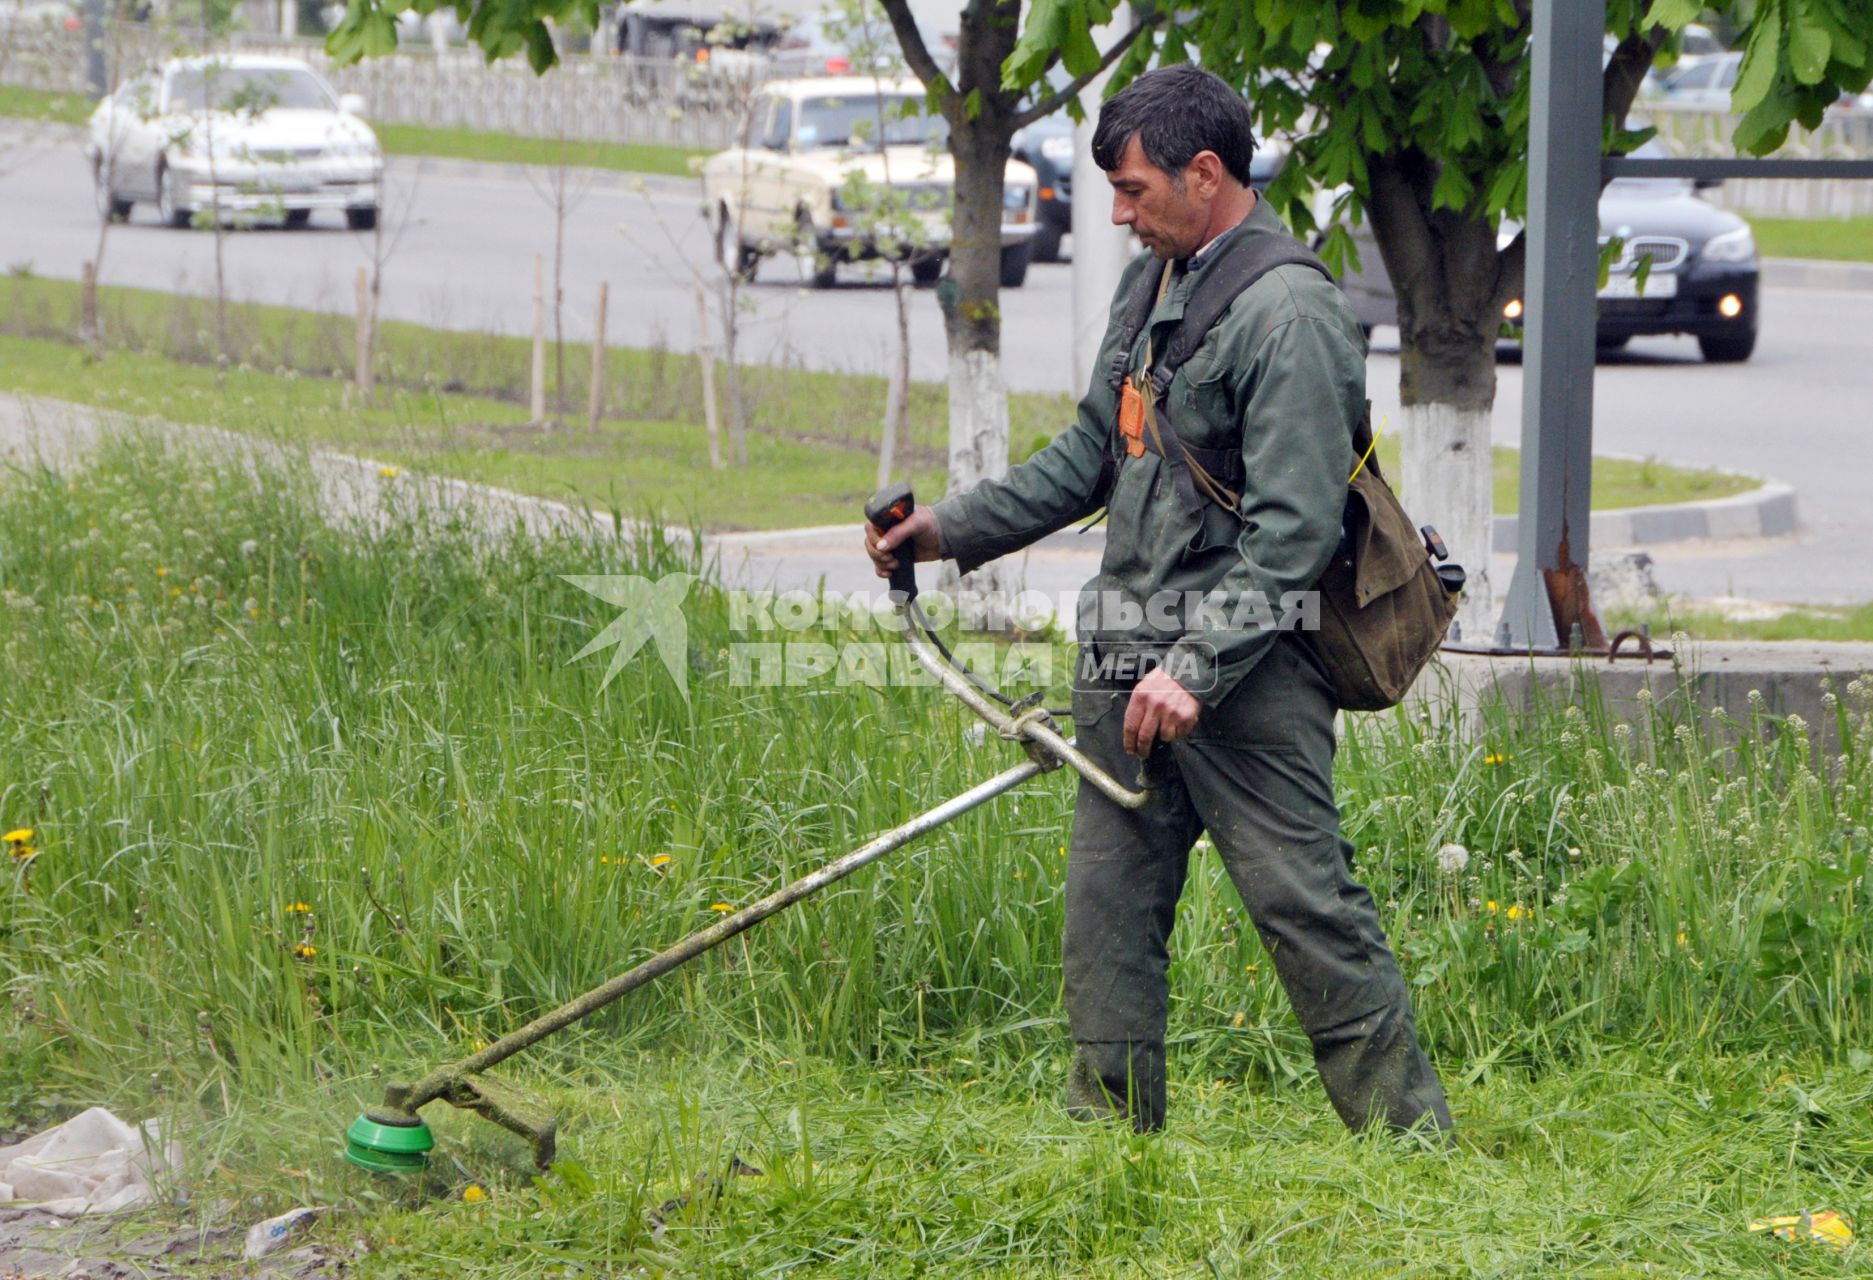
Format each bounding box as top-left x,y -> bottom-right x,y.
1123,669 -> 1200,757
864,508 -> 941,579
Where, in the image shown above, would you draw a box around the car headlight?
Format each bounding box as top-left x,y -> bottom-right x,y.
1003,185 -> 1031,211
1039,134 -> 1074,165
1701,224 -> 1756,264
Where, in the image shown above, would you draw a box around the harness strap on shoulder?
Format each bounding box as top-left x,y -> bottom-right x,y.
1105,257 -> 1169,393
1158,235 -> 1333,378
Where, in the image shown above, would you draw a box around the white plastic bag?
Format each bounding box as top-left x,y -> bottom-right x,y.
0,1107 -> 178,1216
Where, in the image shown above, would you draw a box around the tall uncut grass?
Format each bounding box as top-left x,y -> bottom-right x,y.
2,437 -> 1872,1275
1,436 -> 1869,1113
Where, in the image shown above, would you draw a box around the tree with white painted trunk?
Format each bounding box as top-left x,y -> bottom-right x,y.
325,0 -> 1152,589
1021,0 -> 1871,639
867,0 -> 1156,618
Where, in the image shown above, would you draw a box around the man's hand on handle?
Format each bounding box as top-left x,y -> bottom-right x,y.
1123,669 -> 1199,758
864,508 -> 941,580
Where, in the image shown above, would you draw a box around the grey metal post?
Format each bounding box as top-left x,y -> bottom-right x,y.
82,0 -> 107,98
1069,9 -> 1134,395
1495,0 -> 1607,651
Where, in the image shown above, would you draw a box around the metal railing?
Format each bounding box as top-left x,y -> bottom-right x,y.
1631,100 -> 1873,217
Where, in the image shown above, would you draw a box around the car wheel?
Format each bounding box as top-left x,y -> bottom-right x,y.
284,208 -> 312,229
1698,330 -> 1756,363
795,211 -> 836,289
910,253 -> 944,287
93,160 -> 132,223
156,160 -> 191,229
1031,222 -> 1063,263
712,203 -> 758,283
999,241 -> 1031,289
346,206 -> 379,231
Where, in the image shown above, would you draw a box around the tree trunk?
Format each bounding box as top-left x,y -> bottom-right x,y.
931,0 -> 1021,619
1369,154 -> 1504,641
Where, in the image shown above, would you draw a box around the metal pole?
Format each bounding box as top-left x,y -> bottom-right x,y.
82,0 -> 107,98
1069,9 -> 1135,394
1496,0 -> 1607,651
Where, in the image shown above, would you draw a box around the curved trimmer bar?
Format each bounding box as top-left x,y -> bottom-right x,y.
344,485 -> 1150,1172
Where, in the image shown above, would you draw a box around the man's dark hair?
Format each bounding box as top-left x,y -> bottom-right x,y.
1091,63 -> 1257,187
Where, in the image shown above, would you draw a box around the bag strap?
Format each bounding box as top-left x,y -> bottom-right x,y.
1148,231 -> 1334,396
1105,257 -> 1170,394
1140,229 -> 1334,517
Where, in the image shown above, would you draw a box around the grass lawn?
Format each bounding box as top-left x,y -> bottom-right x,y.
0,436 -> 1869,1274
1753,216 -> 1873,264
0,84 -> 710,178
1607,598 -> 1873,644
0,82 -> 93,126
373,122 -> 706,179
0,275 -> 1755,530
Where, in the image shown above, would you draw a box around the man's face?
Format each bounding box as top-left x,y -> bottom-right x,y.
1106,134 -> 1214,260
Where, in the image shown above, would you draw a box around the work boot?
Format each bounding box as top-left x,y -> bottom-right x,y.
1065,1041 -> 1166,1134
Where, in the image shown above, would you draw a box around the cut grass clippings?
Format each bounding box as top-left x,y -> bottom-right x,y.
0,273 -> 1755,529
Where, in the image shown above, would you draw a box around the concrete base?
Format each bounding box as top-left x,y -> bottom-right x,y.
1420,640 -> 1873,758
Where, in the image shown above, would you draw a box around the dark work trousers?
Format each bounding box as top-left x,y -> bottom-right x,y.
1062,633 -> 1453,1136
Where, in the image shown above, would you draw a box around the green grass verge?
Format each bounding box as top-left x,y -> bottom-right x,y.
373,121 -> 706,179
0,437 -> 1869,1273
0,84 -> 715,178
0,274 -> 1754,529
1753,215 -> 1873,264
0,82 -> 93,126
1608,599 -> 1873,643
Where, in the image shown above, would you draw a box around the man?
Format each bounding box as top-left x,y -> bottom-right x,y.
864,64 -> 1452,1138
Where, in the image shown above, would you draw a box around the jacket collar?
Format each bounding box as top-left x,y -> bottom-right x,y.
1147,194 -> 1280,330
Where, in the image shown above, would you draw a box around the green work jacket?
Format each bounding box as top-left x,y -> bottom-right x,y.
931,195 -> 1367,707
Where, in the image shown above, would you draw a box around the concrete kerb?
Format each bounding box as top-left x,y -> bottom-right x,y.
1040,477 -> 1798,558
1764,256 -> 1873,292
1420,640 -> 1873,761
1489,479 -> 1797,552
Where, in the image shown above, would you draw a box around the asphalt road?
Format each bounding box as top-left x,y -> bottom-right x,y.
3,130 -> 1870,606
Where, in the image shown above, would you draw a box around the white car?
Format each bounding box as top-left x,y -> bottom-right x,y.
86,55 -> 383,230
701,77 -> 1039,288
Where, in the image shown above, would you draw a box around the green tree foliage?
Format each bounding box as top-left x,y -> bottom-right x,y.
1006,0 -> 1869,413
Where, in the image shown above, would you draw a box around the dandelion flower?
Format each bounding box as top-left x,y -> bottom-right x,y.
1483,753 -> 1508,765
463,1185 -> 487,1203
293,944 -> 318,959
378,466 -> 400,479
1485,900 -> 1500,914
650,854 -> 674,867
3,829 -> 33,846
1435,843 -> 1470,875
285,902 -> 312,914
1506,905 -> 1528,921
709,903 -> 733,913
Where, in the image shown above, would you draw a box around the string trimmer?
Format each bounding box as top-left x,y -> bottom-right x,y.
344,484 -> 1150,1172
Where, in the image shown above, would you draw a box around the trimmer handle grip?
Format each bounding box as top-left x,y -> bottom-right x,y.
864,482 -> 919,604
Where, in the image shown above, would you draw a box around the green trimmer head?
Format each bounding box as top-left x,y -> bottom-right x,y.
344,1111 -> 434,1173
344,1075 -> 557,1174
